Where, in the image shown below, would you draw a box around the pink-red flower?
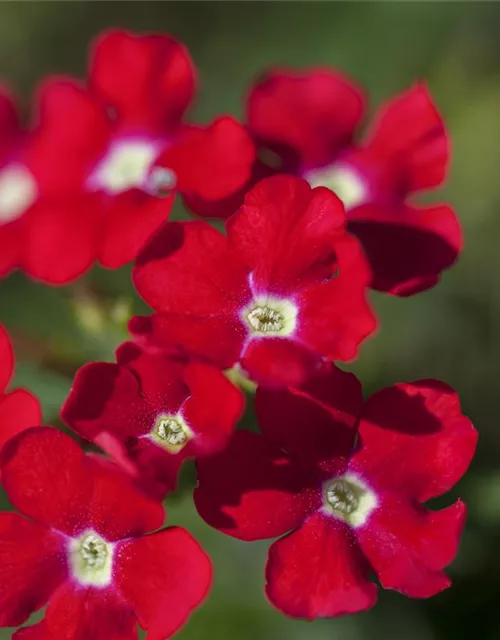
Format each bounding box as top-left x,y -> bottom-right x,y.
0,29 -> 254,284
61,341 -> 245,498
206,69 -> 460,296
0,325 -> 41,459
132,174 -> 376,387
195,365 -> 477,618
0,427 -> 212,639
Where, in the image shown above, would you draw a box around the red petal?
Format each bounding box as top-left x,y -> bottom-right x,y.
13,621 -> 52,640
22,194 -> 100,285
61,361 -> 154,442
350,380 -> 477,503
98,191 -> 174,269
89,29 -> 196,130
266,512 -> 377,619
133,220 -> 249,315
364,82 -> 448,193
0,513 -> 66,627
226,175 -> 345,294
181,361 -> 245,456
241,338 -> 324,388
45,582 -> 137,640
0,219 -> 23,278
0,389 -> 42,453
28,78 -> 110,194
116,527 -> 211,640
195,430 -> 319,541
0,324 -> 13,392
298,233 -> 376,361
248,68 -> 365,168
256,364 -> 359,467
84,455 -> 165,541
357,496 -> 465,598
1,428 -> 164,539
155,117 -> 255,201
349,202 -> 462,296
128,313 -> 245,371
0,86 -> 20,154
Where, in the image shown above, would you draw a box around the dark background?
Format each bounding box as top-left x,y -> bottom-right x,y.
1,2 -> 500,638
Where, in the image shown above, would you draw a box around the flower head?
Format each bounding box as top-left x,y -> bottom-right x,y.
61,341 -> 245,497
0,427 -> 212,639
239,70 -> 461,295
195,365 -> 477,618
133,174 -> 376,387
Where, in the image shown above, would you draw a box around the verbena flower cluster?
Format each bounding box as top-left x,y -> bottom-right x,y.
0,29 -> 477,639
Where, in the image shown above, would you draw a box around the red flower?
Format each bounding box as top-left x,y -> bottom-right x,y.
195,365 -> 477,618
61,341 -> 245,497
0,325 -> 41,460
132,175 -> 376,387
219,69 -> 459,296
0,29 -> 254,284
0,427 -> 212,639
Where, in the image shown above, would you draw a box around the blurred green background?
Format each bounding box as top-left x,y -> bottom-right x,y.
1,1 -> 500,638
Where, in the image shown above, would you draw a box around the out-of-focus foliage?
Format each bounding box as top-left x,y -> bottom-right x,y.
1,2 -> 500,638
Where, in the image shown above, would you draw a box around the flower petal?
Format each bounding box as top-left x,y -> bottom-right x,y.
226,175 -> 345,294
357,496 -> 465,598
1,428 -> 164,539
133,220 -> 249,315
195,430 -> 319,541
61,361 -> 154,442
0,220 -> 23,279
89,29 -> 196,130
0,86 -> 19,153
349,203 -> 462,296
256,364 -> 359,466
266,512 -> 377,619
116,527 -> 211,640
28,78 -> 110,194
248,68 -> 365,168
155,117 -> 255,201
128,313 -> 245,373
181,361 -> 245,456
364,82 -> 448,193
45,582 -> 137,640
98,191 -> 174,269
0,389 -> 42,453
0,513 -> 66,627
350,380 -> 477,502
13,621 -> 52,640
297,233 -> 376,361
22,194 -> 101,285
0,324 -> 14,392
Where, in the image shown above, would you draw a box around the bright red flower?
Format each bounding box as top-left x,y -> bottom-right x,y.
0,29 -> 254,284
208,69 -> 460,296
61,341 -> 245,497
132,175 -> 376,387
0,427 -> 212,639
0,325 -> 41,460
195,365 -> 477,618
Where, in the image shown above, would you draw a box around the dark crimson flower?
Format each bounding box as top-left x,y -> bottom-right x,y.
0,325 -> 41,459
132,175 -> 376,387
195,365 -> 477,618
0,427 -> 212,639
205,69 -> 460,296
0,29 -> 254,284
61,341 -> 245,497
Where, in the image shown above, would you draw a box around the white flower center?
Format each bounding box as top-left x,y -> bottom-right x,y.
242,295 -> 298,338
0,164 -> 37,223
322,472 -> 378,528
151,413 -> 193,453
88,140 -> 160,194
306,165 -> 367,211
69,530 -> 114,587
